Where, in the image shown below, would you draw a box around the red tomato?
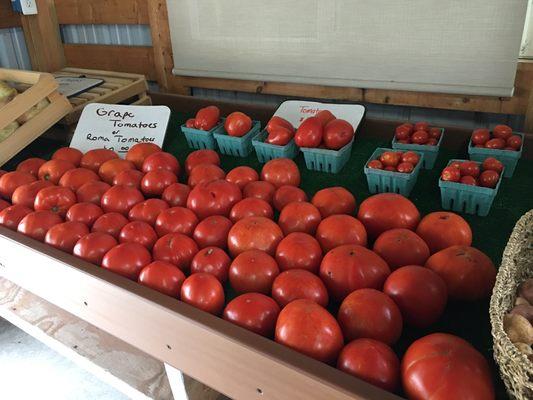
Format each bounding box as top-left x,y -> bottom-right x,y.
272,185 -> 307,212
459,161 -> 480,178
275,232 -> 322,273
52,147 -> 83,167
184,149 -> 220,174
367,160 -> 383,169
102,242 -> 151,280
397,139 -> 411,144
338,339 -> 400,393
275,299 -> 343,364
413,122 -> 429,131
141,170 -> 177,196
384,166 -> 396,171
441,166 -> 461,182
373,229 -> 429,270
0,205 -> 32,230
428,127 -> 442,139
338,288 -> 402,345
224,112 -> 252,137
76,181 -> 110,205
260,158 -> 300,188
460,175 -> 477,186
12,180 -> 53,208
112,169 -> 144,189
266,116 -> 295,133
155,207 -> 199,237
228,217 -> 284,257
17,210 -> 63,241
379,151 -> 401,167
411,130 -> 429,144
278,201 -> 321,235
395,124 -> 413,140
294,117 -> 323,148
66,202 -> 103,227
265,126 -> 293,146
190,246 -> 231,283
315,110 -> 336,127
73,232 -> 117,265
187,180 -> 242,220
402,333 -> 495,400
0,199 -> 9,212
101,185 -> 144,215
125,142 -> 162,169
185,118 -> 195,128
471,129 -> 490,145
319,245 -> 390,302
242,181 -> 276,204
323,119 -> 354,150
223,293 -> 280,337
17,158 -> 46,177
449,161 -> 462,169
59,168 -> 100,192
401,151 -> 420,165
384,265 -> 447,328
162,183 -> 190,207
311,187 -> 355,218
188,163 -> 225,187
507,134 -> 522,150
229,249 -> 280,294
426,245 -> 496,300
98,158 -> 135,184
142,152 -> 180,175
0,171 -> 36,199
34,186 -> 76,217
194,106 -> 220,131
181,272 -> 225,315
225,166 -> 259,189
91,212 -> 129,239
128,198 -> 169,226
44,221 -> 89,253
229,198 -> 273,222
482,157 -> 503,173
152,233 -> 199,270
0,170 -> 6,178
504,146 -> 517,151
416,211 -> 472,254
478,170 -> 499,188
272,269 -> 328,308
119,221 -> 158,249
80,149 -> 118,172
397,162 -> 414,173
315,214 -> 367,252
193,215 -> 233,249
485,138 -> 505,149
492,124 -> 512,140
138,260 -> 186,297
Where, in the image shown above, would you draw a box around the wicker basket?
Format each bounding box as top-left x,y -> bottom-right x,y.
490,209 -> 533,399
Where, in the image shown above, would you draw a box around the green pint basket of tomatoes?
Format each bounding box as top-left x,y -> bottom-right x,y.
181,105 -> 222,150
213,112 -> 261,157
252,130 -> 299,163
391,122 -> 444,169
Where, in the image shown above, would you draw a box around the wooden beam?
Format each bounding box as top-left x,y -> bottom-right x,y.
524,79 -> 533,133
0,0 -> 21,28
55,0 -> 149,25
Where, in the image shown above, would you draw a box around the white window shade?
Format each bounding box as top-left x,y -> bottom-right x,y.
167,0 -> 528,96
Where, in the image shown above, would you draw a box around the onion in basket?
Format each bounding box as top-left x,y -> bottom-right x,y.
0,80 -> 17,107
17,98 -> 49,124
0,121 -> 19,143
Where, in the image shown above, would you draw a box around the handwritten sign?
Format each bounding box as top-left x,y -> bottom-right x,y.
70,103 -> 170,157
55,76 -> 104,98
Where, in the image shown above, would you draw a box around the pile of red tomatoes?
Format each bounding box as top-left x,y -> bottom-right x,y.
367,150 -> 421,173
185,105 -> 254,138
294,110 -> 355,150
441,157 -> 503,188
394,121 -> 442,145
471,124 -> 522,151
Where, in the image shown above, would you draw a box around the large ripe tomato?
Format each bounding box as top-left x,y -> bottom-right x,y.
227,216 -> 284,257
162,183 -> 191,207
229,198 -> 273,222
275,299 -> 343,364
415,211 -> 472,254
152,233 -> 199,270
193,215 -> 233,249
271,269 -> 328,308
242,181 -> 276,205
323,119 -> 354,150
357,193 -> 420,240
384,265 -> 447,328
266,116 -> 295,133
181,273 -> 225,315
76,181 -> 110,205
100,185 -> 144,215
188,163 -> 225,187
315,215 -> 367,252
0,171 -> 36,200
80,149 -> 118,172
190,246 -> 231,283
112,169 -> 144,189
265,126 -> 293,146
38,159 -> 75,185
338,339 -> 400,393
187,179 -> 242,220
223,293 -> 280,337
194,106 -> 220,131
225,166 -> 259,189
229,249 -> 279,294
128,198 -> 169,226
52,147 -> 83,167
373,229 -> 430,270
138,260 -> 186,297
98,158 -> 135,184
272,185 -> 307,212
44,221 -> 89,253
402,333 -> 495,400
119,221 -> 158,250
260,158 -> 300,188
294,117 -> 323,148
17,210 -> 63,241
471,129 -> 490,146
426,245 -> 496,300
141,170 -> 177,196
311,187 -> 355,217
142,152 -> 180,175
278,201 -> 321,235
66,202 -> 103,227
101,242 -> 152,280
338,288 -> 402,345
12,180 -> 53,208
59,168 -> 100,191
0,205 -> 32,230
275,232 -> 322,273
91,212 -> 129,239
224,112 -> 252,137
34,186 -> 77,217
125,142 -> 162,169
319,245 -> 390,302
73,232 -> 117,265
492,124 -> 512,140
154,207 -> 199,237
184,149 -> 220,174
315,110 -> 335,127
17,158 -> 46,177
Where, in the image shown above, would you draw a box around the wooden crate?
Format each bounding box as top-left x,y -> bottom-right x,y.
52,67 -> 151,125
0,68 -> 72,167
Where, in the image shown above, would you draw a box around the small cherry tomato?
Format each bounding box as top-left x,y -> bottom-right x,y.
506,134 -> 522,150
44,221 -> 89,253
411,130 -> 429,144
66,202 -> 103,227
478,170 -> 500,188
223,293 -> 280,337
272,185 -> 307,212
17,210 -> 63,241
119,221 -> 158,249
190,246 -> 231,283
229,249 -> 280,294
395,124 -> 412,140
52,147 -> 83,167
139,260 -> 186,297
91,212 -> 129,239
272,269 -> 329,308
481,157 -> 503,173
460,175 -> 477,186
181,272 -> 225,315
367,160 -> 383,169
73,232 -> 117,265
471,129 -> 490,145
441,166 -> 461,182
459,161 -> 480,178
401,151 -> 420,165
101,242 -> 152,280
379,151 -> 401,168
224,112 -> 252,137
396,162 -> 414,174
413,122 -> 429,131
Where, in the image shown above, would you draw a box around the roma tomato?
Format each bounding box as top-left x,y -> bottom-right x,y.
0,205 -> 32,230
416,211 -> 472,254
397,162 -> 414,173
152,233 -> 199,270
34,186 -> 77,217
315,215 -> 367,252
194,106 -> 220,131
181,273 -> 225,315
224,111 -> 252,137
384,265 -> 448,328
76,181 -> 110,205
323,119 -> 354,150
138,260 -> 186,297
492,124 -> 512,140
190,246 -> 231,283
373,229 -> 430,270
223,293 -> 280,337
101,185 -> 144,215
507,134 -> 522,150
460,175 -> 477,186
414,122 -> 429,132
17,158 -> 46,177
338,288 -> 402,345
479,170 -> 499,188
98,158 -> 135,184
52,147 -> 83,167
12,180 -> 53,208
44,221 -> 89,253
193,215 -> 233,249
367,160 -> 383,169
66,202 -> 103,227
401,151 -> 420,166
441,166 -> 461,182
272,185 -> 307,212
119,221 -> 158,249
185,119 -> 195,128
227,217 -> 284,257
155,207 -> 199,237
38,160 -> 75,184
311,187 -> 355,217
266,116 -> 294,133
80,149 -> 118,172
411,130 -> 428,144
379,152 -> 401,168
428,127 -> 442,139
142,152 -> 180,175
485,138 -> 505,149
482,157 -> 503,173
101,242 -> 152,280
0,171 -> 36,199
242,181 -> 276,204
229,198 -> 273,222
275,232 -> 322,273
17,210 -> 63,241
91,212 -> 129,239
162,183 -> 190,207
272,269 -> 328,308
141,170 -> 177,196
229,249 -> 279,294
260,158 -> 300,188
459,161 -> 480,178
125,142 -> 162,169
225,166 -> 258,189
59,168 -> 100,191
112,169 -> 144,189
128,198 -> 169,226
188,163 -> 225,187
315,110 -> 335,127
265,126 -> 293,146
73,232 -> 117,265
275,299 -> 343,364
187,180 -> 242,220
294,117 -> 323,148
395,124 -> 412,140
319,245 -> 390,302
184,149 -> 220,174
278,201 -> 321,235
471,129 -> 490,145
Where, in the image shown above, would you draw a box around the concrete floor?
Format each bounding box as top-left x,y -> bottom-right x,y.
0,317 -> 128,400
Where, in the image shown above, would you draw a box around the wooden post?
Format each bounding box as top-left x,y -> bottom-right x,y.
524,78 -> 533,133
20,0 -> 65,72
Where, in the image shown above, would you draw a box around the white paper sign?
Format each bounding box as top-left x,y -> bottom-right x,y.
70,103 -> 170,157
55,76 -> 104,98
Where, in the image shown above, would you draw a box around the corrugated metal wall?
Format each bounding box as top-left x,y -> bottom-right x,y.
60,24 -> 151,46
0,27 -> 31,70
